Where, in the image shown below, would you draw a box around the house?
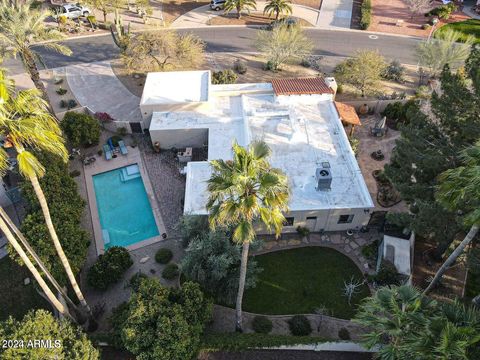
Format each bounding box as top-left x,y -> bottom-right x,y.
144,71 -> 374,233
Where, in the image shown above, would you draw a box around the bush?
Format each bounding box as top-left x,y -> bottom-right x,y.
155,248 -> 173,264
67,99 -> 77,109
56,87 -> 67,95
425,3 -> 457,20
381,100 -> 418,128
296,226 -> 310,237
265,60 -> 277,71
252,316 -> 273,334
368,260 -> 402,286
383,60 -> 406,83
415,85 -> 430,99
94,112 -> 114,123
360,0 -> 372,30
212,69 -> 238,85
69,170 -> 81,177
338,327 -> 351,340
129,272 -> 148,292
178,215 -> 209,248
349,137 -> 360,156
288,315 -> 312,336
361,239 -> 379,262
422,23 -> 431,30
87,246 -> 133,290
62,111 -> 101,148
162,263 -> 179,280
234,59 -> 247,74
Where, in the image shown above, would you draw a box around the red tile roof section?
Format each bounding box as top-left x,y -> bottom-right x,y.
270,77 -> 334,96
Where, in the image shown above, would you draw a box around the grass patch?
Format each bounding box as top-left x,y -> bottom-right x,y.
243,247 -> 370,319
0,256 -> 50,321
200,333 -> 328,352
435,20 -> 480,43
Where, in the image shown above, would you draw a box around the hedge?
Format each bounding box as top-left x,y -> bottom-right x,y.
360,0 -> 372,30
87,247 -> 133,290
61,111 -> 101,148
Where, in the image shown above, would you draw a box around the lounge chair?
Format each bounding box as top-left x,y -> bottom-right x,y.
371,116 -> 388,137
107,138 -> 115,151
103,144 -> 113,160
118,140 -> 128,155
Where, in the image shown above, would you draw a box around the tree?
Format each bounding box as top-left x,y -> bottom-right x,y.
355,285 -> 480,359
181,230 -> 262,304
112,278 -> 212,360
416,29 -> 474,77
87,246 -> 133,290
85,0 -> 126,23
224,0 -> 256,19
207,140 -> 290,331
0,310 -> 99,359
255,24 -> 312,71
61,111 -> 101,148
424,141 -> 480,294
122,31 -> 205,73
334,50 -> 387,97
0,85 -> 92,318
0,0 -> 72,98
385,50 -> 480,261
263,0 -> 292,20
405,0 -> 431,18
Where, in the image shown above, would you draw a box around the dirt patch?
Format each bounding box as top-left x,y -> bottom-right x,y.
160,0 -> 210,24
369,0 -> 471,38
295,0 -> 322,10
209,13 -> 313,26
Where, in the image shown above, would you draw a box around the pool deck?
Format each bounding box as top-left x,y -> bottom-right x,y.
84,146 -> 166,255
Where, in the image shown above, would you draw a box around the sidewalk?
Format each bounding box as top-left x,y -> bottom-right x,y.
172,2 -> 323,28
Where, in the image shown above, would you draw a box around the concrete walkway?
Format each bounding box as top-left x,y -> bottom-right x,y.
66,61 -> 142,123
172,2 -> 322,28
316,0 -> 353,29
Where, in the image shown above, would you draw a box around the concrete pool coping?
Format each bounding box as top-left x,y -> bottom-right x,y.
84,146 -> 166,256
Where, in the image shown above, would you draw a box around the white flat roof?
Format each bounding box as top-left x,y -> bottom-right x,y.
140,70 -> 210,106
149,79 -> 373,215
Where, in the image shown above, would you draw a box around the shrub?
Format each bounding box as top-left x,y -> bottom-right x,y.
58,14 -> 67,25
69,170 -> 81,177
87,246 -> 133,290
383,60 -> 406,83
117,127 -> 128,136
59,99 -> 67,108
87,15 -> 97,25
361,239 -> 379,262
422,23 -> 431,30
360,0 -> 372,30
349,137 -> 360,156
425,3 -> 456,20
338,327 -> 351,340
162,263 -> 179,280
381,100 -> 417,128
288,315 -> 312,336
67,99 -> 77,109
252,316 -> 273,334
155,248 -> 173,264
212,69 -> 238,85
234,59 -> 247,74
129,272 -> 148,292
56,87 -> 67,95
62,112 -> 101,148
415,85 -> 430,99
368,260 -> 402,286
178,215 -> 209,248
109,135 -> 122,147
296,226 -> 310,237
94,112 -> 114,123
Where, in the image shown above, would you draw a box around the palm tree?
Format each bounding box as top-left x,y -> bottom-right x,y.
224,0 -> 257,19
0,78 -> 92,319
207,140 -> 289,331
0,0 -> 72,98
263,0 -> 292,20
424,141 -> 480,294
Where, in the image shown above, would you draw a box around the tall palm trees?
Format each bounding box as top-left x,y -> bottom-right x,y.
424,141 -> 480,294
224,0 -> 257,19
0,0 -> 72,98
207,140 -> 289,331
263,0 -> 292,20
0,70 -> 92,319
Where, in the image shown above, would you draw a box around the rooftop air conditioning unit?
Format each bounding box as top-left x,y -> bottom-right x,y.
316,162 -> 332,191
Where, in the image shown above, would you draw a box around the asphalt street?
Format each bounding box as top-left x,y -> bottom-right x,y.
3,27 -> 420,74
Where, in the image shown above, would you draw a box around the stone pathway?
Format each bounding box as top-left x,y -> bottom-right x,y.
66,61 -> 143,124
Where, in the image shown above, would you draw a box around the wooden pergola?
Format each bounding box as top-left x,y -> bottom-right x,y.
334,101 -> 361,137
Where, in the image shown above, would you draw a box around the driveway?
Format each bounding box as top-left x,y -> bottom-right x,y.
317,0 -> 353,28
66,61 -> 142,123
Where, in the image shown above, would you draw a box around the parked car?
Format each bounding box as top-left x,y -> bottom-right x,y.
266,17 -> 298,30
57,4 -> 91,19
210,0 -> 226,11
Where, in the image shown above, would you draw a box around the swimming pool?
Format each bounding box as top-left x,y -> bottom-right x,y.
92,164 -> 159,249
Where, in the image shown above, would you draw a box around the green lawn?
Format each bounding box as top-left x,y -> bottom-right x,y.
243,247 -> 370,319
0,256 -> 50,321
435,20 -> 480,43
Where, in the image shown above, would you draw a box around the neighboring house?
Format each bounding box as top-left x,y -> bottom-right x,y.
142,71 -> 374,233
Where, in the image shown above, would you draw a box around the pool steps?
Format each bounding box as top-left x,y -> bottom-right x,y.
119,164 -> 141,182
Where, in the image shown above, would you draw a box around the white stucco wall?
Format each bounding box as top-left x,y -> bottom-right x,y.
150,128 -> 208,150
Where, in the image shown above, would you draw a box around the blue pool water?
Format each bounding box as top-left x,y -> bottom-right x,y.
93,164 -> 159,249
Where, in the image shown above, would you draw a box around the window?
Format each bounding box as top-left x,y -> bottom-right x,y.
338,214 -> 354,224
284,217 -> 294,226
306,216 -> 317,221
